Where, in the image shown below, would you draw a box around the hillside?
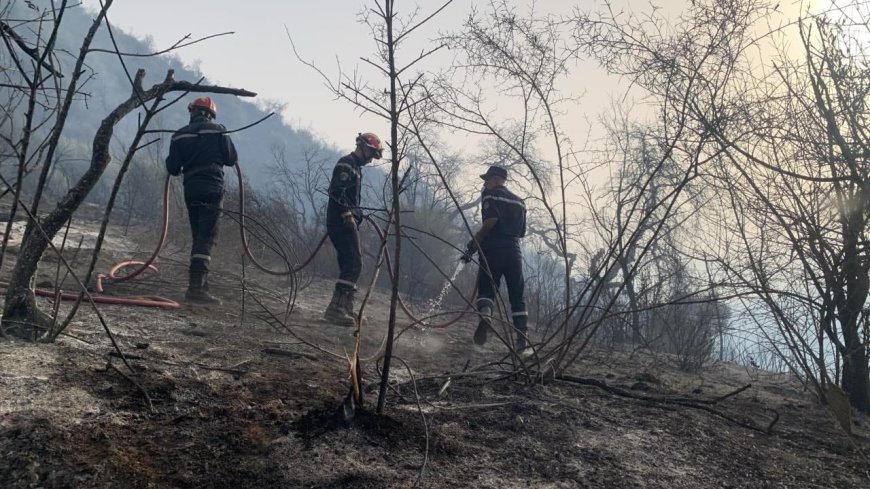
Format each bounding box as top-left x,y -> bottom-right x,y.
3,2 -> 870,488
4,1 -> 340,189
0,217 -> 869,488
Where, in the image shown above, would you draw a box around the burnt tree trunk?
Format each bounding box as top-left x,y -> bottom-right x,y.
2,69 -> 256,340
838,214 -> 870,413
377,0 -> 400,414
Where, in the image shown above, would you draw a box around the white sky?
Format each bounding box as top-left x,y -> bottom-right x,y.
80,0 -> 842,152
81,0 -> 636,150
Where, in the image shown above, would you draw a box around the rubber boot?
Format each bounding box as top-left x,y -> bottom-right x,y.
324,286 -> 355,327
199,271 -> 222,304
343,288 -> 357,320
186,266 -> 221,305
473,305 -> 492,345
513,314 -> 532,358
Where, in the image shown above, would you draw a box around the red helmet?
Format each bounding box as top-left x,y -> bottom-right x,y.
356,132 -> 384,159
188,97 -> 217,118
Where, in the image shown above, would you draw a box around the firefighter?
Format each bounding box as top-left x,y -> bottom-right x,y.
165,96 -> 238,304
323,132 -> 384,326
462,165 -> 530,354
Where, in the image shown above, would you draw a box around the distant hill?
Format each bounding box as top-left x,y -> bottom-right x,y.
5,1 -> 340,190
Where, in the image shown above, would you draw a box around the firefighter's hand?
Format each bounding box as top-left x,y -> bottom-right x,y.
342,213 -> 356,230
465,238 -> 479,253
461,239 -> 478,263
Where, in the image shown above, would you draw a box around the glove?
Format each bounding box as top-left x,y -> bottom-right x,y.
461,239 -> 478,263
342,212 -> 357,230
466,238 -> 479,253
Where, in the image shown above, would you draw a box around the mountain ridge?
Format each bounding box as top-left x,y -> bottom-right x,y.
6,1 -> 341,190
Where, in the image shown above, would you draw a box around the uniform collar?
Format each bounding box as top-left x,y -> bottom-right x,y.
350,152 -> 365,167
190,115 -> 211,124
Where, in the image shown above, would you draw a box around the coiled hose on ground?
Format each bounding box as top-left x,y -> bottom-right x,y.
26,164 -> 474,328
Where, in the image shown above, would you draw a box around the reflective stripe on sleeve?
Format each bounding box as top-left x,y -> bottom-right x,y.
482,195 -> 525,208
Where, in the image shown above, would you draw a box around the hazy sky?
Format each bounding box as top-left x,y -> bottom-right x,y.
80,0 -> 631,150
80,0 -> 836,152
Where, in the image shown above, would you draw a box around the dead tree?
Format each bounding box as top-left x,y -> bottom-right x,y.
0,1 -> 76,269
291,0 -> 455,413
2,69 -> 255,339
266,142 -> 330,244
702,8 -> 870,412
573,0 -> 870,412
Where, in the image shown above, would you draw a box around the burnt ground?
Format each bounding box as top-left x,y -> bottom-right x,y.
1,222 -> 870,488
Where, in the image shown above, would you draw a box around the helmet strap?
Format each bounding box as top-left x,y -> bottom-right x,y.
189,107 -> 213,120
353,145 -> 366,159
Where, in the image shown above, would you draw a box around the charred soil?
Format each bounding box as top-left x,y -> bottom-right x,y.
1,234 -> 869,488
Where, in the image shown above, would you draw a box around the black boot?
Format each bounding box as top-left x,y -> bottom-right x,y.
324,286 -> 355,327
343,288 -> 357,320
513,314 -> 532,357
186,259 -> 221,304
473,305 -> 492,345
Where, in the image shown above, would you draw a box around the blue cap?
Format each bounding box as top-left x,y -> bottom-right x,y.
479,165 -> 508,180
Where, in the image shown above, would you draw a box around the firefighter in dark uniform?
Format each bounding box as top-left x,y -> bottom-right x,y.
323,132 -> 384,326
462,165 -> 529,353
165,96 -> 238,304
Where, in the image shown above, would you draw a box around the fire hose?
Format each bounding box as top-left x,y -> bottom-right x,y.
232,163 -> 474,328
363,214 -> 475,329
25,164 -> 475,327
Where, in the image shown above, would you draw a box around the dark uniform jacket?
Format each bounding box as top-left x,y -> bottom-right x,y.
165,116 -> 238,191
480,185 -> 526,249
326,153 -> 364,228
